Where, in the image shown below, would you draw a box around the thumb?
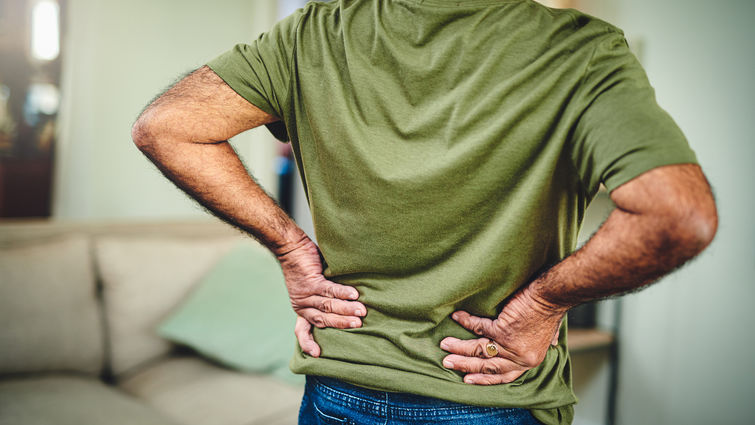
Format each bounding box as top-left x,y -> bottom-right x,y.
295,316 -> 321,357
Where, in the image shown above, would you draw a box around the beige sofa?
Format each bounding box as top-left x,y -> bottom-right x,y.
0,220 -> 303,425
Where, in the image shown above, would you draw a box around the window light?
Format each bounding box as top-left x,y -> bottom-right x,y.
30,0 -> 60,61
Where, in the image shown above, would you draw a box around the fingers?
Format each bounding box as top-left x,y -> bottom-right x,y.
294,316 -> 320,357
289,278 -> 366,329
443,354 -> 506,373
299,295 -> 366,317
464,371 -> 524,385
298,308 -> 363,329
292,293 -> 366,329
442,354 -> 524,384
280,239 -> 366,331
451,311 -> 494,337
319,280 -> 360,301
444,309 -> 562,386
440,337 -> 497,359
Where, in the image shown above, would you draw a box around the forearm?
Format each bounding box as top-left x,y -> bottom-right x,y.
529,206 -> 702,312
136,138 -> 306,255
131,66 -> 365,347
527,164 -> 718,313
131,66 -> 307,255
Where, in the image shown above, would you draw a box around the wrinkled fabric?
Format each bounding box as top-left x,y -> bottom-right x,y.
207,1 -> 697,423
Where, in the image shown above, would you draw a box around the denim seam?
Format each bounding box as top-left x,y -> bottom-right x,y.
314,377 -> 386,416
381,392 -> 388,425
312,400 -> 349,424
314,377 -> 526,420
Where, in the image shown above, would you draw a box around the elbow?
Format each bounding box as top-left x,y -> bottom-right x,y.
131,115 -> 154,151
131,105 -> 170,152
689,204 -> 718,251
668,198 -> 718,257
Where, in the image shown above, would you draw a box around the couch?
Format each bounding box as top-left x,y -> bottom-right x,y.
0,219 -> 304,425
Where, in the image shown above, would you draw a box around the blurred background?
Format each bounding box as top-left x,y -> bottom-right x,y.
0,0 -> 753,424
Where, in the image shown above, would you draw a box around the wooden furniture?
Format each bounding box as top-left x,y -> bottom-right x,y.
568,328 -> 615,353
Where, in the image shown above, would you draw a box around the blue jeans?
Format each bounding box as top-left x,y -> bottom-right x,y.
299,376 -> 542,425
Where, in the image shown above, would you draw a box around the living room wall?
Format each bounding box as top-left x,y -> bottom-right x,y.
578,0 -> 755,424
53,0 -> 280,219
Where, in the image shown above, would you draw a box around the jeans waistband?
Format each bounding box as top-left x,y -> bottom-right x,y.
308,376 -> 524,419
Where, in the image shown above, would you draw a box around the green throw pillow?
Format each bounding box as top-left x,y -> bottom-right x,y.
157,240 -> 302,384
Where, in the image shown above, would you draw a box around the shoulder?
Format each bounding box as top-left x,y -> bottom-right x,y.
294,0 -> 341,24
510,2 -> 627,59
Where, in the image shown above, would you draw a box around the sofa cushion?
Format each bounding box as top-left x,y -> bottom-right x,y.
95,236 -> 235,377
0,374 -> 178,425
119,356 -> 302,425
157,240 -> 299,382
0,236 -> 103,375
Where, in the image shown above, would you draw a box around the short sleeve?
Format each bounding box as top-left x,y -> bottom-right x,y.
206,9 -> 305,139
570,32 -> 698,195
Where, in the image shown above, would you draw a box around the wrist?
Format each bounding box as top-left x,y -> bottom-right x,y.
522,280 -> 571,317
272,231 -> 312,258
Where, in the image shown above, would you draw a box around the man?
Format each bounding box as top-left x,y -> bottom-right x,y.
131,0 -> 717,423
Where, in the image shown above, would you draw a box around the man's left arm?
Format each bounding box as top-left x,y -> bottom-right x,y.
440,163 -> 718,384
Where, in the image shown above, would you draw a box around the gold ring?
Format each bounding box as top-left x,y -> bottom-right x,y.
485,342 -> 499,357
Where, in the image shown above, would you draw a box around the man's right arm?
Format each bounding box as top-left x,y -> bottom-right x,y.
441,163 -> 718,384
131,66 -> 365,356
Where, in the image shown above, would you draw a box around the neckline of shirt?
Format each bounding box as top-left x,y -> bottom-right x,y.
405,0 -> 526,8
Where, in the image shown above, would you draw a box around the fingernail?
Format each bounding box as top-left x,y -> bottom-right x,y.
466,377 -> 477,384
443,358 -> 454,368
350,321 -> 361,328
440,340 -> 450,351
354,308 -> 365,316
451,312 -> 460,321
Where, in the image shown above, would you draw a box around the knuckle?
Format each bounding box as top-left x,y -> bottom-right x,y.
522,353 -> 543,367
311,316 -> 326,328
482,363 -> 501,375
323,284 -> 337,298
472,323 -> 486,335
318,299 -> 333,313
473,342 -> 485,358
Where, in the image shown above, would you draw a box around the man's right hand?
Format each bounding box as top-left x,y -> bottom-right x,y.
277,236 -> 366,357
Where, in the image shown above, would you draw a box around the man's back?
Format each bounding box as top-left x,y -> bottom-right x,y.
128,1 -> 708,424
208,2 -> 694,421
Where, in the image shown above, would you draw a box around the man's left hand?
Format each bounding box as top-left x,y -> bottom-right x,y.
440,286 -> 565,385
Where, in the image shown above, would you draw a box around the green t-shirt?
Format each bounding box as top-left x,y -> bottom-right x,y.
207,1 -> 697,423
